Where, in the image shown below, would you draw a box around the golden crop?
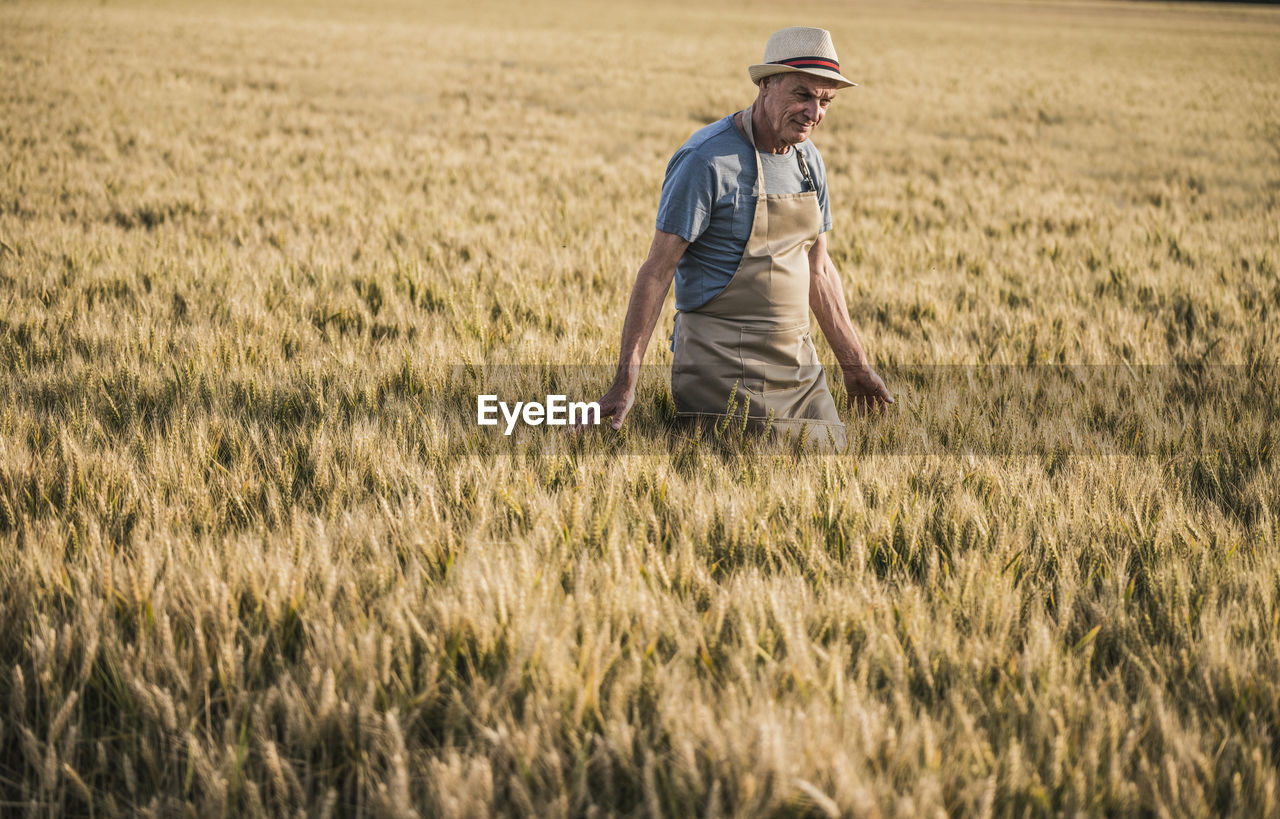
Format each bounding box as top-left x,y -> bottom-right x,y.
1,0 -> 1278,814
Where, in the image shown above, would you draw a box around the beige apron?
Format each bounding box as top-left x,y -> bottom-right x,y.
671,105 -> 845,445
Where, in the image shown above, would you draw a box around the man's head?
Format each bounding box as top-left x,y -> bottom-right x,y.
755,72 -> 840,147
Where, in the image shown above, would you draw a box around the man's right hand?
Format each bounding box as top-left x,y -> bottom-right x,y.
587,375 -> 636,431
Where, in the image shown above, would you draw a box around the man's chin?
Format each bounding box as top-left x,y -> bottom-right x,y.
790,127 -> 813,143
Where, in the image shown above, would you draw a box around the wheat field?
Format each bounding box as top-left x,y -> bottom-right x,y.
2,0 -> 1279,814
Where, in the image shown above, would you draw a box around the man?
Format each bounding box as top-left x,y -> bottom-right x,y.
592,26 -> 892,441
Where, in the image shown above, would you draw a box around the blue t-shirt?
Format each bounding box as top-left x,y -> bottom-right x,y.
656,114 -> 833,312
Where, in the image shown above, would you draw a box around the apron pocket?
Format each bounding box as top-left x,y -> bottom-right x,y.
738,326 -> 818,395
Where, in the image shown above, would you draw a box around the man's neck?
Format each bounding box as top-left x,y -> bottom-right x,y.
748,106 -> 792,154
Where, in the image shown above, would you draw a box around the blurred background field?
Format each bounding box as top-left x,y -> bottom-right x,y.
2,0 -> 1279,814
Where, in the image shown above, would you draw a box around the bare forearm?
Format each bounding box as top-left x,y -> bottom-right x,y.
808,244 -> 893,408
587,230 -> 686,429
610,231 -> 685,386
614,262 -> 672,379
810,257 -> 869,370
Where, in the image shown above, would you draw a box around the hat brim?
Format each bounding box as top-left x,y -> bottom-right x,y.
749,63 -> 857,89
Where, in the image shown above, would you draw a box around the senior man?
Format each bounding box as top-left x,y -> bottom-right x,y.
593,26 -> 892,440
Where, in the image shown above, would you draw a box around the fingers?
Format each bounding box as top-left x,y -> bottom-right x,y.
846,372 -> 894,414
570,404 -> 610,432
602,400 -> 629,430
570,400 -> 607,432
851,397 -> 889,415
610,406 -> 628,429
850,393 -> 883,413
600,392 -> 637,430
570,391 -> 632,432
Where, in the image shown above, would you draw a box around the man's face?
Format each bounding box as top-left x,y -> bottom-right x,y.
758,73 -> 839,146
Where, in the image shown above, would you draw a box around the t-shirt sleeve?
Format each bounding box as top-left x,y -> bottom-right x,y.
655,146 -> 716,243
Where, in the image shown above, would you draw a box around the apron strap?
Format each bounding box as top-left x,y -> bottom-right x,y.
739,105 -> 764,197
795,147 -> 815,192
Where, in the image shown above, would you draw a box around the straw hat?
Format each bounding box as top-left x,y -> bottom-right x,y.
748,27 -> 857,89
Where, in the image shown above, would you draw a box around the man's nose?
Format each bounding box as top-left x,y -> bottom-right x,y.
804,101 -> 822,123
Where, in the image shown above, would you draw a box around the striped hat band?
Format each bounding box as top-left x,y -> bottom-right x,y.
769,56 -> 841,72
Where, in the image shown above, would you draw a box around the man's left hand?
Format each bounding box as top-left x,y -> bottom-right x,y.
843,364 -> 893,412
